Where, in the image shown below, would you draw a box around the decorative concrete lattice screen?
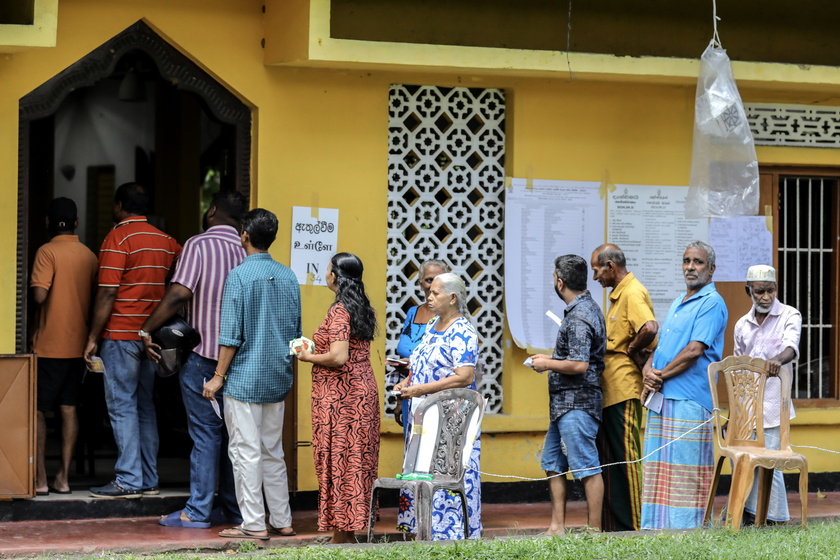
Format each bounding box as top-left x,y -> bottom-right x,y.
745,103 -> 840,147
386,85 -> 505,414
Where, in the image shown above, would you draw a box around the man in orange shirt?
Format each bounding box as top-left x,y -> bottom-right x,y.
84,183 -> 181,498
31,197 -> 98,495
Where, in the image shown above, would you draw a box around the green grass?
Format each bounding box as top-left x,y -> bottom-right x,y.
36,522 -> 840,560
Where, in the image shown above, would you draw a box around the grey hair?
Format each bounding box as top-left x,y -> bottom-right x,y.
420,259 -> 450,275
686,240 -> 716,268
594,244 -> 626,268
435,272 -> 469,315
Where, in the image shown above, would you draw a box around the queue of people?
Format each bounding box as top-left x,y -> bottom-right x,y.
528,240 -> 799,534
30,186 -> 800,542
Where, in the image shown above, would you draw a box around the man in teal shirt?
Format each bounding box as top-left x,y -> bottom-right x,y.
640,240 -> 728,530
204,208 -> 301,540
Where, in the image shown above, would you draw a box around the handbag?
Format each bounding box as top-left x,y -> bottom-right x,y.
152,314 -> 201,377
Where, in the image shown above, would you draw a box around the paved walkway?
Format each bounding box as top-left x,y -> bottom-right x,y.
0,493 -> 836,557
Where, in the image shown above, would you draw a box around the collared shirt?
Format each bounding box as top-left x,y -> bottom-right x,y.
170,225 -> 245,361
734,298 -> 801,427
548,291 -> 606,422
602,272 -> 657,408
30,235 -> 99,358
98,217 -> 181,339
653,282 -> 728,413
218,253 -> 301,404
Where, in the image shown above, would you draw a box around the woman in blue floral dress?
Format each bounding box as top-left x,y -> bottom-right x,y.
393,272 -> 482,540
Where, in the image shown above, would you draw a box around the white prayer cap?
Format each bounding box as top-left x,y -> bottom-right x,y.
746,265 -> 776,282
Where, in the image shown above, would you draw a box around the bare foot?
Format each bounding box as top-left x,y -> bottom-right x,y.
329,530 -> 355,544
543,527 -> 567,536
50,479 -> 70,493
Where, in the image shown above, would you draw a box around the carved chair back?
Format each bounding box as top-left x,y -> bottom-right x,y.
402,388 -> 485,480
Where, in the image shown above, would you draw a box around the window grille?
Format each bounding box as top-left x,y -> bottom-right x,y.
779,176 -> 836,398
386,85 -> 506,414
745,103 -> 840,147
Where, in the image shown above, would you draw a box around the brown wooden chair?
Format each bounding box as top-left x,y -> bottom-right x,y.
703,355 -> 808,530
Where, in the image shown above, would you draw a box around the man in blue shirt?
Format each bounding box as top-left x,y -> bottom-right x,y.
530,254 -> 606,534
204,208 -> 301,540
640,240 -> 728,530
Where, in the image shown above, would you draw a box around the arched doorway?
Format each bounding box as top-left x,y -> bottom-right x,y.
17,20 -> 252,487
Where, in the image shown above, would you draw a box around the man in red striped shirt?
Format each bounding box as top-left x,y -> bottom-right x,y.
84,183 -> 181,499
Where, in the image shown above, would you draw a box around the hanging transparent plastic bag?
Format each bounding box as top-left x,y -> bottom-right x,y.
685,41 -> 759,218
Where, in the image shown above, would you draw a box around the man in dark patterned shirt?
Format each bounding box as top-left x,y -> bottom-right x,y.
530,254 -> 606,534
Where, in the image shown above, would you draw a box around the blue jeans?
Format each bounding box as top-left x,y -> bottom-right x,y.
180,352 -> 240,522
541,409 -> 602,479
100,339 -> 159,490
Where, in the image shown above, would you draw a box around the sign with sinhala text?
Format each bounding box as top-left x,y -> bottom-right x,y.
290,206 -> 338,286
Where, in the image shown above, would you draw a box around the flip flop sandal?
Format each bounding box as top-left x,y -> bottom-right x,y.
268,526 -> 297,536
219,526 -> 270,540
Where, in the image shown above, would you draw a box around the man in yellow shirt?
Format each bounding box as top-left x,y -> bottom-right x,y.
590,244 -> 658,531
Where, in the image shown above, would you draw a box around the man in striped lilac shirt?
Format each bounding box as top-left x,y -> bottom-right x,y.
84,183 -> 181,498
140,190 -> 248,528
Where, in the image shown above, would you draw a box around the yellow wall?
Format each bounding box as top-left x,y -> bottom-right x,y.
2,0 -> 840,492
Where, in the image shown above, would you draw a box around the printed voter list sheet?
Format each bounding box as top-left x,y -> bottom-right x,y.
505,179 -> 604,351
607,184 -> 709,322
708,216 -> 773,282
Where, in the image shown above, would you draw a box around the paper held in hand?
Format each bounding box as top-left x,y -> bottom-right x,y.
289,336 -> 314,356
644,391 -> 664,414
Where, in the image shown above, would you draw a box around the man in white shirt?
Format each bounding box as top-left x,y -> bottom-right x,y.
733,264 -> 802,524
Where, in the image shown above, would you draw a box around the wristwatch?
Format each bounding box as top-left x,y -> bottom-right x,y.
138,329 -> 151,338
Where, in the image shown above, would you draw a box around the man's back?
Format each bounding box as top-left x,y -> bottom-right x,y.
31,236 -> 98,358
98,217 -> 181,338
171,225 -> 245,361
219,253 -> 302,404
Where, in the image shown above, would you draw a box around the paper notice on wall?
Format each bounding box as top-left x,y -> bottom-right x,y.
607,185 -> 709,322
505,179 -> 604,351
708,216 -> 773,282
290,206 -> 338,286
505,180 -> 710,351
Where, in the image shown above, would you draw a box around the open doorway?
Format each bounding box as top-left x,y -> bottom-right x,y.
18,20 -> 252,490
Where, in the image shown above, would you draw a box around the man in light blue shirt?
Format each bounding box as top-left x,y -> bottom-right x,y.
640,240 -> 728,530
204,208 -> 301,540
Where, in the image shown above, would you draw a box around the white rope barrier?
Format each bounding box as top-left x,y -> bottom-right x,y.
475,416 -> 714,481
474,410 -> 840,481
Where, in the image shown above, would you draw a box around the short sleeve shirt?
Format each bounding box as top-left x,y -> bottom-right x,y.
408,316 -> 479,387
97,217 -> 181,339
548,291 -> 606,422
218,253 -> 302,404
169,225 -> 245,360
602,272 -> 657,407
734,298 -> 801,427
653,282 -> 728,413
30,236 -> 98,358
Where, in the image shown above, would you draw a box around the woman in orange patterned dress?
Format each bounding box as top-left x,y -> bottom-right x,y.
296,252 -> 379,544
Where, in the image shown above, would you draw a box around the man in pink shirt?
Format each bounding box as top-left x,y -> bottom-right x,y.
140,190 -> 247,528
733,264 -> 802,525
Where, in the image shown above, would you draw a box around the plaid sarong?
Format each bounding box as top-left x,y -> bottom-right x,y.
641,398 -> 713,529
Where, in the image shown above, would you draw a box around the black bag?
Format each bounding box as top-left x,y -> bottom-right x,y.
152,315 -> 201,377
